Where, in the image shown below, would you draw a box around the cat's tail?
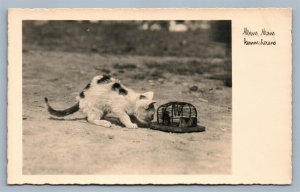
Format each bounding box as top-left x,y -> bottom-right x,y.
44,97 -> 80,117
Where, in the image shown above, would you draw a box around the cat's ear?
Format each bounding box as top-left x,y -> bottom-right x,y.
141,91 -> 154,100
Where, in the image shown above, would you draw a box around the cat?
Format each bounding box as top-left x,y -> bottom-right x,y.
44,75 -> 156,129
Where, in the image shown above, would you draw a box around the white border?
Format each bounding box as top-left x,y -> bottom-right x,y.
8,8 -> 292,184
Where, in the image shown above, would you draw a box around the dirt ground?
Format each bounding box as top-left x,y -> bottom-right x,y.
22,50 -> 231,175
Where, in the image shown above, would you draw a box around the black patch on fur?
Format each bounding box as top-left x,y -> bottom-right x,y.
140,95 -> 146,99
84,83 -> 91,89
112,83 -> 128,96
112,82 -> 121,90
80,91 -> 85,98
119,88 -> 128,95
97,75 -> 111,84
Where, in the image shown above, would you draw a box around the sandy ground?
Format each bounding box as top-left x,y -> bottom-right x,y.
22,50 -> 231,175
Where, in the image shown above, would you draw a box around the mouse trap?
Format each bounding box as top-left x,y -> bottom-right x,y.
150,102 -> 205,133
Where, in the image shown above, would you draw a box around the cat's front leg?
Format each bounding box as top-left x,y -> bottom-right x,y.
93,120 -> 112,128
115,111 -> 138,129
87,110 -> 111,128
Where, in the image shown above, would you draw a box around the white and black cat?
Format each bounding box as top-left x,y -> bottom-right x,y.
45,75 -> 156,128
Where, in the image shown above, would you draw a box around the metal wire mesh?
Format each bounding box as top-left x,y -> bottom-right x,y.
157,102 -> 198,127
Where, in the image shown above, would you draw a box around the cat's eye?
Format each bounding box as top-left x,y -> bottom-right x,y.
146,103 -> 155,110
149,103 -> 155,109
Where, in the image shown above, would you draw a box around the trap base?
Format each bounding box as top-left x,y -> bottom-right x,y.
149,122 -> 205,133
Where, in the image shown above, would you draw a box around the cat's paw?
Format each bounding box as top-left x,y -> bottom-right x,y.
102,121 -> 112,128
126,123 -> 138,129
93,120 -> 112,128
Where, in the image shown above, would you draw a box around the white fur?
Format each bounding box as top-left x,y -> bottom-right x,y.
76,75 -> 155,128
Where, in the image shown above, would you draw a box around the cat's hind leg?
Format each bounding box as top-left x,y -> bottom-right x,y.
87,110 -> 111,128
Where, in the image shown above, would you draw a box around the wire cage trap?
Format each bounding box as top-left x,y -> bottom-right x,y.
150,102 -> 205,133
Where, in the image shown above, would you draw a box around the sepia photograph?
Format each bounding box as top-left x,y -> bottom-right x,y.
8,9 -> 291,185
22,20 -> 232,175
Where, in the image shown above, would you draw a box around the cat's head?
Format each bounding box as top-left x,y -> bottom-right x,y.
133,91 -> 156,125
